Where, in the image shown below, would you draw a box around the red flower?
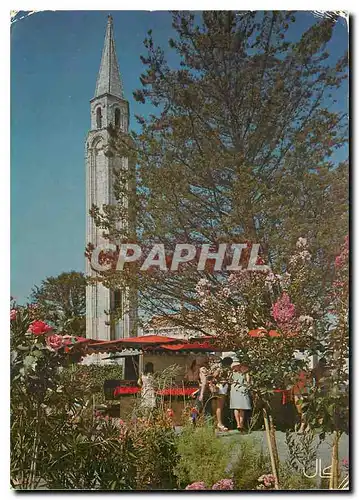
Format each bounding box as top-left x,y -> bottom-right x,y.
64,346 -> 70,353
166,408 -> 174,418
28,320 -> 53,335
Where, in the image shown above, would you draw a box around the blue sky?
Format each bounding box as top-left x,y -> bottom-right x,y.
11,11 -> 348,304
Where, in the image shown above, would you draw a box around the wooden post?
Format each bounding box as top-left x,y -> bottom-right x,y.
269,413 -> 280,478
263,408 -> 279,490
330,431 -> 340,489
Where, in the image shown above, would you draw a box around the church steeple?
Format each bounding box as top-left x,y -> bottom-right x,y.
94,15 -> 124,99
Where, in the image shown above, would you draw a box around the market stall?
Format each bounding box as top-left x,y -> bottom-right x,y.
72,334 -> 221,422
70,330 -> 303,426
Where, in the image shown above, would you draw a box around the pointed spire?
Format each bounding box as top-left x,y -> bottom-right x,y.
94,15 -> 124,99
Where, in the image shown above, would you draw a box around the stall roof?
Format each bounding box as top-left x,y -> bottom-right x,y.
72,334 -> 218,354
71,330 -> 285,355
156,341 -> 222,352
88,334 -> 180,347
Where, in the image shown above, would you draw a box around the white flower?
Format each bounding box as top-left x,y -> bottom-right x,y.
222,287 -> 231,298
298,315 -> 314,324
289,249 -> 311,264
195,278 -> 209,293
299,250 -> 311,261
296,237 -> 308,249
265,272 -> 276,282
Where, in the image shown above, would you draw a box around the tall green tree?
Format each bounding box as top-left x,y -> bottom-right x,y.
31,271 -> 86,336
89,11 -> 348,327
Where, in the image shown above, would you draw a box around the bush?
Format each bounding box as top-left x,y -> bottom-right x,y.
279,464 -> 317,490
174,422 -> 235,488
60,363 -> 123,403
229,437 -> 271,490
130,411 -> 179,489
10,307 -> 177,490
42,418 -> 137,490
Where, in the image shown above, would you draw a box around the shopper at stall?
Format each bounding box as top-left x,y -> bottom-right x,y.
196,356 -> 213,419
185,359 -> 200,382
138,362 -> 156,412
229,361 -> 252,431
210,357 -> 232,432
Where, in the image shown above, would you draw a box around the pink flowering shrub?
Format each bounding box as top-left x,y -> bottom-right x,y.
185,481 -> 207,490
257,474 -> 275,490
271,292 -> 296,325
185,478 -> 234,490
212,478 -> 234,490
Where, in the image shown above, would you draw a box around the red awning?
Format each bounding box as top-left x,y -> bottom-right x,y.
87,335 -> 180,348
71,331 -> 288,355
158,341 -> 221,352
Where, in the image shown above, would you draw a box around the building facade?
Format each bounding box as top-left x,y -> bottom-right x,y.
85,16 -> 136,340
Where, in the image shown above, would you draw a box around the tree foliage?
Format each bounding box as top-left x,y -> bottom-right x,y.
31,271 -> 86,336
88,11 -> 348,327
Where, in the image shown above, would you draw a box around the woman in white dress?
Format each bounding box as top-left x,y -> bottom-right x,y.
139,362 -> 156,411
229,362 -> 251,431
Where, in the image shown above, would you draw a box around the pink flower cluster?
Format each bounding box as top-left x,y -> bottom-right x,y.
335,234 -> 349,269
185,479 -> 234,490
10,309 -> 17,321
46,334 -> 63,350
257,474 -> 275,489
212,479 -> 234,490
185,481 -> 207,490
271,292 -> 296,324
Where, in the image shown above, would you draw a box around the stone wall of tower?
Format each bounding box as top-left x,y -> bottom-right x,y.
86,130 -> 111,340
85,107 -> 136,340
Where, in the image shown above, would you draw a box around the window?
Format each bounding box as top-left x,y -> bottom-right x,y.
115,108 -> 121,128
114,290 -> 122,309
96,107 -> 102,128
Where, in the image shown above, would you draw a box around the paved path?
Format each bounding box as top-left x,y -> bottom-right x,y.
218,430 -> 349,465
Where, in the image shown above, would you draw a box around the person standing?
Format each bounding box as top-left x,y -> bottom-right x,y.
211,357 -> 232,432
230,362 -> 251,431
196,356 -> 212,419
185,359 -> 200,382
138,362 -> 156,412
